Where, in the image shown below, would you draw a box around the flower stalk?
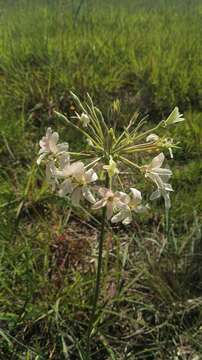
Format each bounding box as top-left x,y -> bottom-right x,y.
86,175 -> 109,355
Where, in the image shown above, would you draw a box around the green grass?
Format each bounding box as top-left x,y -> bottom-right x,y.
0,0 -> 202,358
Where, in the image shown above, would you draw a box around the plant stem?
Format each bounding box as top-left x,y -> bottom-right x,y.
165,208 -> 170,242
86,175 -> 109,357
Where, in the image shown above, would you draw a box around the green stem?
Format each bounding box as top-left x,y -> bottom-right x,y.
87,175 -> 109,357
54,111 -> 103,151
119,156 -> 140,170
165,208 -> 170,242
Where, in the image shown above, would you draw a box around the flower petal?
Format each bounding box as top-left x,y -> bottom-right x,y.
122,214 -> 132,225
130,188 -> 142,202
57,142 -> 69,153
59,153 -> 70,169
111,208 -> 131,224
146,172 -> 164,189
98,187 -> 113,198
164,183 -> 174,192
114,191 -> 130,205
49,132 -> 59,153
92,199 -> 107,210
150,153 -> 165,169
85,168 -> 98,183
61,161 -> 85,178
59,179 -> 74,197
37,151 -> 48,165
152,168 -> 172,176
46,127 -> 52,137
150,189 -> 161,201
82,186 -> 96,204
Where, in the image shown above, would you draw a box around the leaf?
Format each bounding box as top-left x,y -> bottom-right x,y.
0,328 -> 12,346
61,336 -> 70,360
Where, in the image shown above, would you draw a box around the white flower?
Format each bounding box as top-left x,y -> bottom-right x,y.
37,128 -> 69,164
150,183 -> 173,209
103,156 -> 119,177
111,188 -> 146,225
79,113 -> 90,127
146,134 -> 159,142
56,161 -> 85,178
92,188 -> 128,220
58,161 -> 98,206
164,107 -> 184,126
142,153 -> 173,209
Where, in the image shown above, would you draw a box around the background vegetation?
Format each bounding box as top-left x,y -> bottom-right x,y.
0,0 -> 202,358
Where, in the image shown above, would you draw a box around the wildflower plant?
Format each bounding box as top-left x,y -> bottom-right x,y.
36,92 -> 184,355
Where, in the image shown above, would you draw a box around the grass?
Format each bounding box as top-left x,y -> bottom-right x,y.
0,0 -> 202,358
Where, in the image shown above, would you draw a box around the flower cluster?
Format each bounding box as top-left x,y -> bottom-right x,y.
37,94 -> 184,224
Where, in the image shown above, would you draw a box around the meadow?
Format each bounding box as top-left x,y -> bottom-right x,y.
0,0 -> 202,359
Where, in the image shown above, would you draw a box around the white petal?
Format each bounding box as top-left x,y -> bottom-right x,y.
98,187 -> 113,198
122,215 -> 132,225
72,161 -> 85,175
111,211 -> 125,223
59,179 -> 74,197
57,143 -> 69,152
85,168 -> 98,183
39,138 -> 47,150
38,147 -> 46,154
130,188 -> 142,202
46,127 -> 52,137
150,189 -> 161,201
164,183 -> 174,192
59,153 -> 70,169
114,191 -> 130,205
37,151 -> 48,165
39,128 -> 54,153
49,132 -> 59,153
82,186 -> 96,204
152,168 -> 172,176
62,161 -> 85,178
150,153 -> 165,169
71,187 -> 82,206
146,172 -> 164,189
111,208 -> 131,224
92,199 -> 107,210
